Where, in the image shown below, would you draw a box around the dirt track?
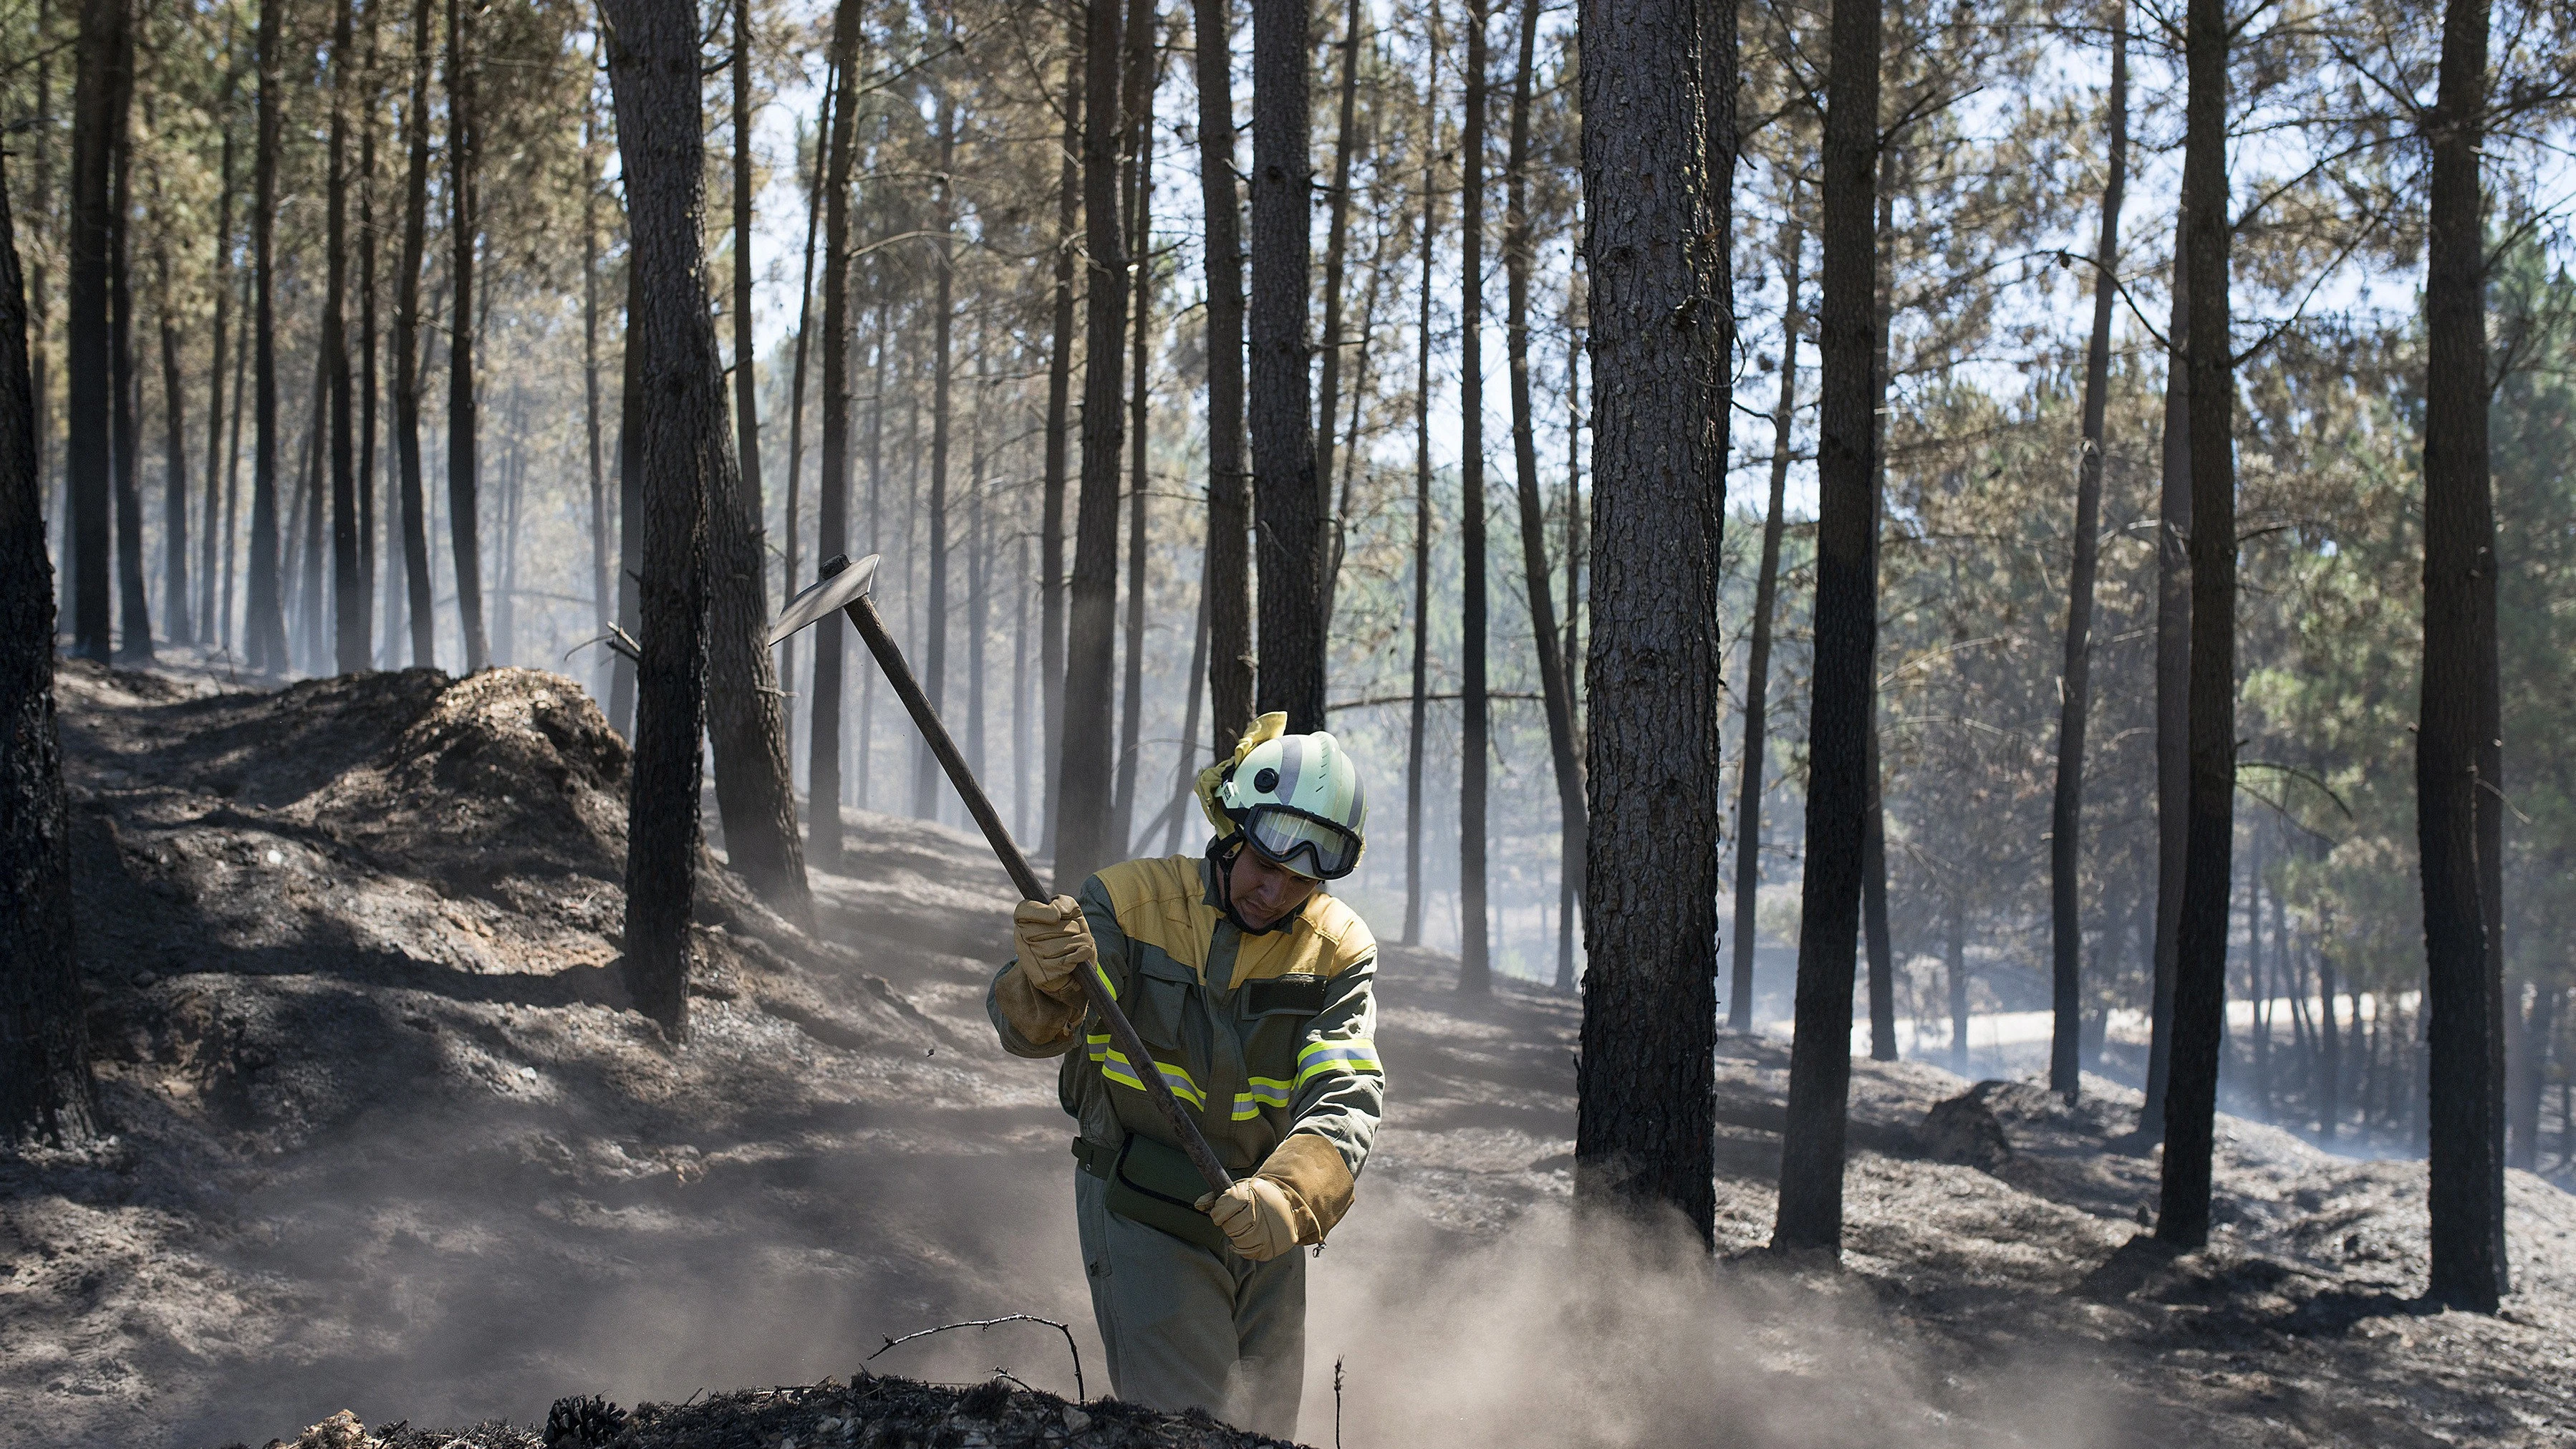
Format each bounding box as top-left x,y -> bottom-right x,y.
5,661 -> 2572,1448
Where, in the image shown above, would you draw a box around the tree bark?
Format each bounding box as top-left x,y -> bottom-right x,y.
806,0 -> 863,869
392,0 -> 435,668
778,57 -> 833,743
2419,0 -> 2506,1310
1313,0 -> 1363,528
1248,0 -> 1323,732
1,155 -> 102,1147
1575,0 -> 1726,1241
1555,290 -> 1583,994
612,270 -> 645,731
919,91 -> 959,822
2050,9 -> 2126,1099
1504,0 -> 1585,968
731,0 -> 763,596
1947,897 -> 1969,1069
156,249 -> 190,647
585,85 -> 610,685
358,7 -> 382,661
1054,0 -> 1134,891
1455,0 -> 1491,993
602,0 -> 730,1040
1402,1 -> 1439,949
107,38 -> 148,664
245,0 -> 289,670
445,0 -> 488,673
1773,0 -> 1877,1256
1730,212 -> 1800,1033
1044,16 -> 1081,852
2141,202 -> 2189,1140
1192,0 -> 1253,758
328,0 -> 366,674
2155,0 -> 2237,1252
1111,30 -> 1154,852
201,49 -> 238,648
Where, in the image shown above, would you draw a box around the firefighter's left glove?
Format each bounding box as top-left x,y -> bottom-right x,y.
1195,1177 -> 1302,1263
1012,895 -> 1096,997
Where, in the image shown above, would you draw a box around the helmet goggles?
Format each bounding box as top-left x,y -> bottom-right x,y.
1238,802 -> 1364,880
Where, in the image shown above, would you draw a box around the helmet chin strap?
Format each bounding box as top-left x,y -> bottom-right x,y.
1207,834 -> 1297,937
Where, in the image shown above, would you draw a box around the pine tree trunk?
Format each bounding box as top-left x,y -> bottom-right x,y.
1455,0 -> 1492,993
1402,4 -> 1439,949
2418,0 -> 2506,1309
1574,0 -> 1727,1241
1730,213 -> 1800,1032
585,87 -> 610,679
2155,0 -> 2237,1252
1863,718 -> 1895,1060
222,264 -> 249,652
1555,302 -> 1583,994
358,9 -> 382,663
201,54 -> 237,648
778,57 -> 831,742
1248,0 -> 1323,732
392,0 -> 435,668
1312,0 -> 1362,529
1044,17 -> 1081,852
1111,41 -> 1154,853
805,0 -> 862,868
730,0 -> 763,592
109,69 -> 150,663
1054,0 -> 1137,890
2317,955 -> 2340,1140
246,0 -> 288,670
1774,0 -> 1878,1256
1,158 -> 102,1147
612,273 -> 644,731
2511,984 -> 2553,1171
1192,0 -> 1253,757
918,92 -> 959,822
2141,202 -> 2190,1140
328,0 -> 366,674
156,253 -> 190,646
2050,10 -> 2126,1099
445,0 -> 488,672
298,352 -> 328,668
1947,900 -> 1969,1070
602,0 -> 730,1040
1503,0 -> 1585,966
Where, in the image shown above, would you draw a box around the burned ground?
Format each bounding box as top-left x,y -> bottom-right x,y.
4,661 -> 2573,1448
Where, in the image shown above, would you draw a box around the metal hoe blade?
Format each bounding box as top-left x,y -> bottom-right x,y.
766,552 -> 882,648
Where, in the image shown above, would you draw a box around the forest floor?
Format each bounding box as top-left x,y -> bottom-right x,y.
5,660 -> 2575,1448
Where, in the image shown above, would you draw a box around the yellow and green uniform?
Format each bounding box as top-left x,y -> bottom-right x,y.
986,853 -> 1384,1437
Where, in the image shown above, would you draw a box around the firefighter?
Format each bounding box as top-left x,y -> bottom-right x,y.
986,713 -> 1381,1438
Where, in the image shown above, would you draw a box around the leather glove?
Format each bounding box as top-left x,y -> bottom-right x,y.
1012,895 -> 1096,995
1195,1177 -> 1302,1263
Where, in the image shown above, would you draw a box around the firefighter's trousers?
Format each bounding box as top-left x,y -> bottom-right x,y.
1074,1167 -> 1306,1438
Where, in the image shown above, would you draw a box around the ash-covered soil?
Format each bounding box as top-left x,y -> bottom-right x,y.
6,660 -> 2574,1448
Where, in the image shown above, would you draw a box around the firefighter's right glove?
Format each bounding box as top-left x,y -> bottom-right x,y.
1012,895 -> 1096,997
1195,1177 -> 1301,1263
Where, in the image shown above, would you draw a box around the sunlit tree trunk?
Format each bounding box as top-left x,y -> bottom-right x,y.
1313,0 -> 1363,539
920,90 -> 957,822
1111,30 -> 1154,852
1401,0 -> 1439,948
806,0 -> 863,868
2141,203 -> 2189,1140
108,49 -> 149,664
445,0 -> 488,672
1193,0 -> 1253,759
327,0 -> 366,674
1455,0 -> 1491,993
1044,18 -> 1081,851
1248,0 -> 1323,731
1730,212 -> 1800,1033
244,0 -> 288,670
392,0 -> 436,668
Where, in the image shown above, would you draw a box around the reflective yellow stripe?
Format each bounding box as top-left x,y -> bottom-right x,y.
1231,1077 -> 1296,1120
1090,961 -> 1119,1001
1294,1042 -> 1382,1088
1099,1048 -> 1206,1109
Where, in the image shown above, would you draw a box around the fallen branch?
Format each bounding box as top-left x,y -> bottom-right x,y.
867,1315 -> 1085,1404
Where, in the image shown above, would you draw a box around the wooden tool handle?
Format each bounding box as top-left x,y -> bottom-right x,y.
841,592 -> 1236,1195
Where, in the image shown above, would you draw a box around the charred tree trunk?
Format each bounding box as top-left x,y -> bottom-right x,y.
777,59 -> 831,742
0,158 -> 102,1147
1402,1 -> 1439,949
1730,212 -> 1800,1033
327,0 -> 365,674
445,0 -> 488,672
1574,0 -> 1726,1241
1192,0 -> 1253,758
245,0 -> 288,670
1313,0 -> 1363,539
611,273 -> 644,731
1773,0 -> 1877,1256
358,10 -> 382,662
1556,301 -> 1584,993
1455,0 -> 1491,993
2141,204 -> 2190,1140
918,92 -> 958,823
1504,0 -> 1585,963
806,0 -> 863,869
1043,16 -> 1081,852
392,0 -> 435,667
201,54 -> 238,648
1947,898 -> 1969,1070
108,58 -> 148,663
1248,0 -> 1323,732
2050,9 -> 2126,1099
1053,0 -> 1134,890
730,0 -> 764,593
2419,0 -> 2507,1311
585,90 -> 610,681
2155,0 -> 2237,1252
156,248 -> 190,647
1111,33 -> 1154,852
602,0 -> 730,1040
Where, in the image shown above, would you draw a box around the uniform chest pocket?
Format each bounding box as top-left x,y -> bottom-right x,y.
1124,957 -> 1200,1051
1239,974 -> 1328,1094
